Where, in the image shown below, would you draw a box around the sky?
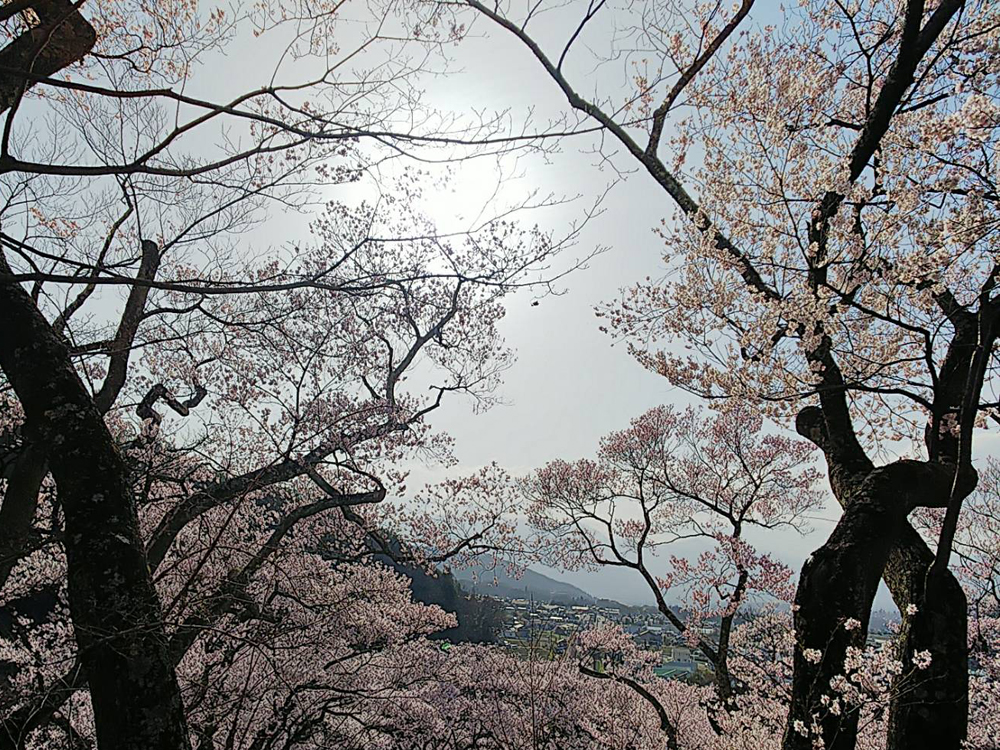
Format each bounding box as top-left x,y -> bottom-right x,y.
373,4 -> 847,606
117,0 -> 857,608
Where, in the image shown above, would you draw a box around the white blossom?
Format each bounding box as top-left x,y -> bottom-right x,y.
913,650 -> 933,670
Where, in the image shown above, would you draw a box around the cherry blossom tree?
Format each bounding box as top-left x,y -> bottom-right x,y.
366,635 -> 673,750
524,404 -> 821,740
1,173 -> 584,743
450,0 -> 1000,747
0,2 -> 579,748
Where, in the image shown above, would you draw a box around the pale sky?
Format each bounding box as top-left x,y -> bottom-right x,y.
164,1 -> 865,608
383,9 -> 846,607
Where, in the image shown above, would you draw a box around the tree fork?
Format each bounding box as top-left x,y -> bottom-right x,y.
0,0 -> 96,115
783,480 -> 906,750
790,406 -> 976,750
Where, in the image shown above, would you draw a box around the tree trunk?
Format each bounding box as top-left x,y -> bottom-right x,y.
797,398 -> 972,750
884,538 -> 968,750
0,0 -> 96,115
0,254 -> 190,750
782,460 -> 974,750
783,483 -> 902,750
0,439 -> 46,590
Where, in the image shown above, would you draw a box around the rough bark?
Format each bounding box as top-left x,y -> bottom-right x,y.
886,558 -> 968,750
93,239 -> 161,413
783,479 -> 904,750
881,296 -> 998,750
0,0 -> 96,115
0,253 -> 190,750
785,407 -> 976,750
0,238 -> 161,592
0,438 -> 45,590
797,401 -> 973,750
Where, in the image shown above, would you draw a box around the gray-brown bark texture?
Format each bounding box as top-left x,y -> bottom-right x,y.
782,455 -> 975,750
0,6 -> 189,747
0,0 -> 97,593
0,0 -> 96,115
0,253 -> 190,749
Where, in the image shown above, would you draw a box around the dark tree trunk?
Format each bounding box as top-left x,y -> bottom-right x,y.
782,449 -> 975,750
0,254 -> 190,750
0,439 -> 46,590
885,545 -> 968,750
783,474 -> 906,750
0,0 -> 96,115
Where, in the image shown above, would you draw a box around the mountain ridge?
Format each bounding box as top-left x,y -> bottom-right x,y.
450,564 -> 611,605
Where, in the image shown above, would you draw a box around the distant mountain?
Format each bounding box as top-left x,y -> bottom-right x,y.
368,540 -> 505,644
313,530 -> 505,644
451,564 -> 601,605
